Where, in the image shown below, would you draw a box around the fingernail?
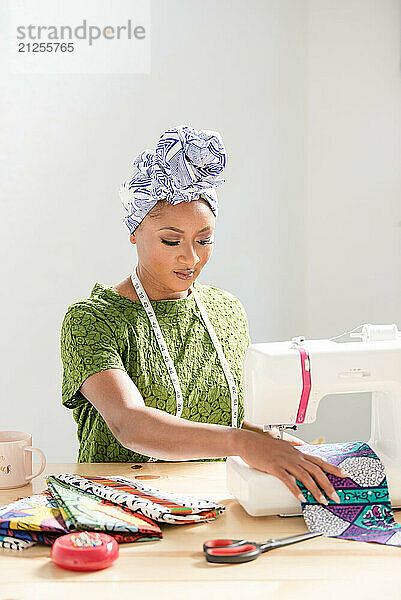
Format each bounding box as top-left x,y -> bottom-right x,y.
330,491 -> 341,504
319,495 -> 329,505
298,493 -> 306,503
340,470 -> 352,478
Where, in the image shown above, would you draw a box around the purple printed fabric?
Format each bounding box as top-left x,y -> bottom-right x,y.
298,442 -> 401,545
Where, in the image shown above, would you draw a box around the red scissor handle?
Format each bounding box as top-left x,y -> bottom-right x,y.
203,538 -> 246,551
204,543 -> 260,564
207,544 -> 257,556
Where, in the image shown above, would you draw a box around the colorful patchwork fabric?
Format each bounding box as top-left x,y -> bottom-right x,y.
0,491 -> 68,534
46,476 -> 162,541
54,473 -> 226,524
298,442 -> 401,545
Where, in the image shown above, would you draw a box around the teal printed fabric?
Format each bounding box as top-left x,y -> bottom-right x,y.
298,442 -> 401,545
60,281 -> 250,462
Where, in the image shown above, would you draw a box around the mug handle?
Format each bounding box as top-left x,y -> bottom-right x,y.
24,447 -> 46,482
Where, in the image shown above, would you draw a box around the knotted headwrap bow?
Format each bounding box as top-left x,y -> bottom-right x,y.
119,125 -> 227,233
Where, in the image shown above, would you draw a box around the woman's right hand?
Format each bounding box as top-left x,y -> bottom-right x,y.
238,430 -> 347,504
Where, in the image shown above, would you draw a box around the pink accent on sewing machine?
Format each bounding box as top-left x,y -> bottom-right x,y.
296,348 -> 311,424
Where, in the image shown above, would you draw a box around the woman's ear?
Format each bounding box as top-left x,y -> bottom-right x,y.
130,232 -> 136,245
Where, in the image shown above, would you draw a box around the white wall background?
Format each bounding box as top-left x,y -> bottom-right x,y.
299,0 -> 401,442
1,0 -> 400,461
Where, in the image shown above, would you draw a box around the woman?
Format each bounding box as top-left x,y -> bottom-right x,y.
60,125 -> 343,505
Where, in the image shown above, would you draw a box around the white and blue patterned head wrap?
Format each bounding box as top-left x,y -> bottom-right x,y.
119,125 -> 227,233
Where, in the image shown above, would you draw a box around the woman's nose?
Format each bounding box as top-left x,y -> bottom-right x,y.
178,243 -> 201,267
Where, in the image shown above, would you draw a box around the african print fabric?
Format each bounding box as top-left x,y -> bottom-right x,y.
46,475 -> 162,540
54,473 -> 226,524
0,491 -> 68,534
0,491 -> 68,550
0,534 -> 35,550
0,473 -> 226,550
298,442 -> 401,545
0,528 -> 59,546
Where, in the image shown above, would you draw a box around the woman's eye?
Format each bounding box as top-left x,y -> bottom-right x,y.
161,240 -> 180,246
161,239 -> 214,246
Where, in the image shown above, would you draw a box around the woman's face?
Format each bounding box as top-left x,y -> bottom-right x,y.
130,198 -> 215,295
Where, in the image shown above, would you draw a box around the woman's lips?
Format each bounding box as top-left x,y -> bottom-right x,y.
174,271 -> 194,280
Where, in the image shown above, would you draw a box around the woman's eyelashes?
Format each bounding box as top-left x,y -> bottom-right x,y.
161,239 -> 214,246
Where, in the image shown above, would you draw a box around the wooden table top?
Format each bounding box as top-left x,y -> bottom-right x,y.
1,461 -> 401,599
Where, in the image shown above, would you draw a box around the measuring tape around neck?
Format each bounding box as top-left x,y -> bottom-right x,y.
131,269 -> 238,430
191,285 -> 239,429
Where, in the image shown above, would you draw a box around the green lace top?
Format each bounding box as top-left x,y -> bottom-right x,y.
60,280 -> 251,463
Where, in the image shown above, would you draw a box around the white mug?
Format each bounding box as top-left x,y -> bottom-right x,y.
0,431 -> 46,489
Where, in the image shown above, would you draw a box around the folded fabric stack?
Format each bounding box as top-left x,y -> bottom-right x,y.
0,473 -> 226,551
0,491 -> 67,550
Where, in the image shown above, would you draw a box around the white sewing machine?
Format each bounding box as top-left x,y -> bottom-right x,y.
227,323 -> 401,516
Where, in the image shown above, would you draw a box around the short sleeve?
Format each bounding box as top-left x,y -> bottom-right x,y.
60,304 -> 127,409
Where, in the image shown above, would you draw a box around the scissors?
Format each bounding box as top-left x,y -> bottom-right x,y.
203,532 -> 321,564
